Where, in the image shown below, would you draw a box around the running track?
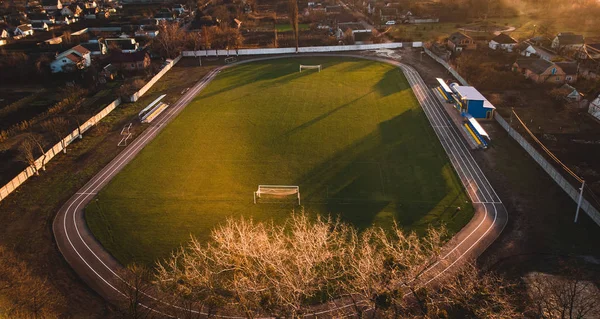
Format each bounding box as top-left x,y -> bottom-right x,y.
53,54 -> 508,317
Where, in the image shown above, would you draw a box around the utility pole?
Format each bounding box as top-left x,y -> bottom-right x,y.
574,180 -> 585,223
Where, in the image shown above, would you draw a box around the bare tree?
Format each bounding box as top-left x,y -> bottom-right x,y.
288,0 -> 299,52
527,266 -> 600,319
118,263 -> 158,319
41,117 -> 71,154
153,22 -> 188,58
18,133 -> 46,175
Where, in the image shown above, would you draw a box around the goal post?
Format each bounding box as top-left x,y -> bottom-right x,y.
299,64 -> 321,72
254,185 -> 300,205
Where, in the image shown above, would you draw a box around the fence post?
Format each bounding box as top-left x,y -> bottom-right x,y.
575,180 -> 585,223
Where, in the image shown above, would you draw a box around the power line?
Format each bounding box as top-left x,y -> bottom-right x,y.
511,109 -> 583,183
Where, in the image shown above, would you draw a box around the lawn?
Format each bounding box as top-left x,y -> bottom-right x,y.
275,23 -> 310,32
85,57 -> 473,266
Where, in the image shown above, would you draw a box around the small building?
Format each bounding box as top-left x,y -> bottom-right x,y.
513,58 -> 577,84
50,44 -> 91,73
105,37 -> 139,53
31,22 -> 49,31
488,33 -> 517,52
80,40 -> 107,55
61,4 -> 82,17
171,4 -> 185,14
41,0 -> 63,11
28,12 -> 55,24
100,63 -> 118,80
561,84 -> 583,102
0,28 -> 12,38
109,50 -> 151,71
447,32 -> 475,52
14,24 -> 34,37
551,32 -> 584,51
450,85 -> 495,119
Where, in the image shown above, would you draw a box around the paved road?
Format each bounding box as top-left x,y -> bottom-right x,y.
53,53 -> 508,317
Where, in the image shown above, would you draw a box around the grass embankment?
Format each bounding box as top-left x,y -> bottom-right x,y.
86,57 -> 474,266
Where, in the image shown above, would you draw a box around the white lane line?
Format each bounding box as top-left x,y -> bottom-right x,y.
59,57 -> 506,318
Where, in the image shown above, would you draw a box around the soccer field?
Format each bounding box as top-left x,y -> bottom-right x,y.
86,57 -> 473,266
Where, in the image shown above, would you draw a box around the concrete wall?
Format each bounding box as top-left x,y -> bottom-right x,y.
423,47 -> 469,86
0,98 -> 121,202
495,113 -> 600,226
425,45 -> 600,227
182,42 -> 423,57
129,55 -> 182,102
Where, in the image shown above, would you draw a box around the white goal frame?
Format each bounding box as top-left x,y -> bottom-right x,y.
299,64 -> 321,72
254,185 -> 300,205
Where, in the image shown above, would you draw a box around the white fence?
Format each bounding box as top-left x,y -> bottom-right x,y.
182,42 -> 423,57
495,114 -> 600,226
0,98 -> 121,202
129,55 -> 182,102
422,47 -> 469,86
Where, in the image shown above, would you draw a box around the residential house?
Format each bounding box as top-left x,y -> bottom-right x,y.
28,12 -> 55,24
61,4 -> 82,17
83,7 -> 99,19
31,22 -> 49,31
488,33 -> 517,52
14,24 -> 34,36
84,0 -> 97,9
447,32 -> 475,52
551,32 -> 584,51
589,94 -> 600,121
50,44 -> 92,73
171,4 -> 185,14
100,63 -> 117,80
517,41 -> 558,61
108,50 -> 151,71
54,14 -> 73,24
379,7 -> 397,21
513,58 -> 577,84
80,39 -> 107,55
0,28 -> 11,38
41,0 -> 62,11
555,61 -> 578,83
0,39 -> 6,46
105,37 -> 139,53
561,84 -> 583,102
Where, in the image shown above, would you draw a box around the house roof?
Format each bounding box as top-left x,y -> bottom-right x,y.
448,31 -> 472,44
555,61 -> 578,75
491,33 -> 517,44
80,42 -> 102,52
109,50 -> 149,63
65,52 -> 83,62
557,32 -> 584,45
517,42 -> 531,51
28,13 -> 51,20
31,22 -> 47,28
17,24 -> 32,32
515,58 -> 554,75
41,0 -> 60,6
380,7 -> 397,15
71,44 -> 90,55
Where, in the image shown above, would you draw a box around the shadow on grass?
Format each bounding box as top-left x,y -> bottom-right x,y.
295,110 -> 464,232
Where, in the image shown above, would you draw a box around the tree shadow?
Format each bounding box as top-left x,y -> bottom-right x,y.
375,68 -> 411,97
295,110 -> 460,231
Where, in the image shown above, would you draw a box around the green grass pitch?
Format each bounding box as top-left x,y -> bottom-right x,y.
86,57 -> 474,266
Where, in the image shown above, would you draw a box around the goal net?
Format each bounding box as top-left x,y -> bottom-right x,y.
254,185 -> 300,205
299,64 -> 321,72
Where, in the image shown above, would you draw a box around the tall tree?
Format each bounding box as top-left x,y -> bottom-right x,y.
288,0 -> 299,52
41,117 -> 71,153
18,133 -> 46,175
